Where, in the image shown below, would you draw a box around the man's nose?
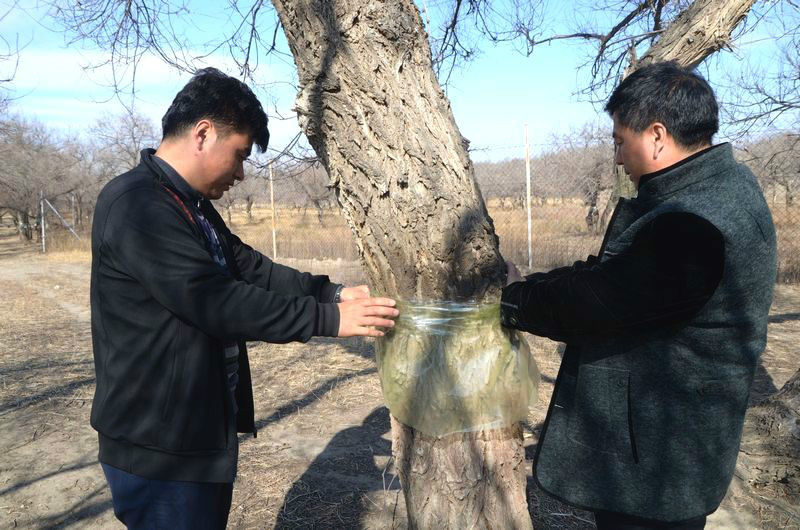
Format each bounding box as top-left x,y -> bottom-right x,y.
235,164 -> 245,181
614,147 -> 623,165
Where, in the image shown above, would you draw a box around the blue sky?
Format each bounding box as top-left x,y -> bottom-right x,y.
0,1 -> 791,161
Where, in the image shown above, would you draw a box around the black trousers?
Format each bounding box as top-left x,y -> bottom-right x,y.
594,511 -> 707,530
102,463 -> 233,530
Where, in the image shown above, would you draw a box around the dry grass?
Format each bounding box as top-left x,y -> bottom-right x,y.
224,206 -> 360,262
40,200 -> 799,284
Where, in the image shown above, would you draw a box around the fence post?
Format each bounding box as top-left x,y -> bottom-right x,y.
524,124 -> 532,271
40,190 -> 46,254
71,193 -> 77,228
269,162 -> 278,260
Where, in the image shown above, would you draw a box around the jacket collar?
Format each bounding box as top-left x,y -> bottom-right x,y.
140,148 -> 204,207
636,143 -> 735,203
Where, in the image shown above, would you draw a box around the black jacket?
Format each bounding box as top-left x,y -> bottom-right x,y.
90,150 -> 340,482
501,144 -> 777,521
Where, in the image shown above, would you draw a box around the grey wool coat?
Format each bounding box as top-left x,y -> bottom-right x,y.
531,144 -> 777,521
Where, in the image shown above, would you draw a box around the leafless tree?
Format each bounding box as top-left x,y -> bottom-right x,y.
225,170 -> 268,224
0,3 -> 21,111
539,123 -> 614,232
722,1 -> 800,138
741,133 -> 800,207
90,109 -> 160,174
0,116 -> 82,239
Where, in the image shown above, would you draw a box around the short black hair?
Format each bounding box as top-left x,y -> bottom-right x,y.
605,61 -> 718,149
162,67 -> 269,152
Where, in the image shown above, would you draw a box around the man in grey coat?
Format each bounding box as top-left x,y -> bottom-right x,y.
501,62 -> 777,529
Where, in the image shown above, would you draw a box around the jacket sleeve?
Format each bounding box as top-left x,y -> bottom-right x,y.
500,212 -> 724,342
523,255 -> 599,283
204,202 -> 341,302
224,230 -> 341,302
101,187 -> 339,342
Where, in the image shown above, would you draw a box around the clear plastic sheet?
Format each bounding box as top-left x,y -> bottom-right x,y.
376,300 -> 539,437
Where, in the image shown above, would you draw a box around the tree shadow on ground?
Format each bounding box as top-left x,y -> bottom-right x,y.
274,406 -> 397,529
0,359 -> 92,377
0,377 -> 94,415
0,460 -> 98,497
311,336 -> 374,360
241,367 -> 377,440
31,483 -> 112,529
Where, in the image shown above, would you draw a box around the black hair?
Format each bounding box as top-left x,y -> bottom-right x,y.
605,61 -> 718,149
162,67 -> 269,152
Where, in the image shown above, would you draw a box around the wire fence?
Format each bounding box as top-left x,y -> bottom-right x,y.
29,137 -> 799,285
219,139 -> 799,285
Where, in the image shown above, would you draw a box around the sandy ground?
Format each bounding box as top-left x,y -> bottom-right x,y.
0,226 -> 798,529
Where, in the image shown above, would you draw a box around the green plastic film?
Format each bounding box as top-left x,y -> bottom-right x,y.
376,301 -> 539,437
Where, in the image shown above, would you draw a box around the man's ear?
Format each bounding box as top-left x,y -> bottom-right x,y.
192,120 -> 213,152
651,122 -> 668,160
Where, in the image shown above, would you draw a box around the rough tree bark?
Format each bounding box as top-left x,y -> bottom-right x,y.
270,0 -> 528,527
737,370 -> 800,506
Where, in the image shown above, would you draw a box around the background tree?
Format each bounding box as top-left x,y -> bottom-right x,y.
0,117 -> 78,240
743,133 -> 800,207
542,123 -> 614,233
0,4 -> 20,111
90,110 -> 160,175
225,170 -> 269,224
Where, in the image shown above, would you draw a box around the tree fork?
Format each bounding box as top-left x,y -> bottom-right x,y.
271,0 -> 529,526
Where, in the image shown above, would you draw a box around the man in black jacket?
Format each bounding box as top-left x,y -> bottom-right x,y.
90,68 -> 399,529
501,62 -> 776,529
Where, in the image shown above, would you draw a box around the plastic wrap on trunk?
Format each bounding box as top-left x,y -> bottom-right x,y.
376,300 -> 539,437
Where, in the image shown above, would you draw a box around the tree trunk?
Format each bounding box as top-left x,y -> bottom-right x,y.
246,197 -> 254,223
635,0 -> 756,70
737,368 -> 800,502
271,0 -> 526,527
19,210 -> 32,241
272,0 -> 503,299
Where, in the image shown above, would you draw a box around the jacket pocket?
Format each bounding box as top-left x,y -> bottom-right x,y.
161,321 -> 183,422
567,365 -> 634,458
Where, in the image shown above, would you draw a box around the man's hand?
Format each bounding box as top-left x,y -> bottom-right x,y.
506,260 -> 523,286
340,285 -> 370,301
338,297 -> 399,337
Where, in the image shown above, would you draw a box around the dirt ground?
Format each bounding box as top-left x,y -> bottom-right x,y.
1,226 -> 798,529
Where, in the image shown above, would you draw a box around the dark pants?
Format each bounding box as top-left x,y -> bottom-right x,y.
594,511 -> 706,530
102,463 -> 233,530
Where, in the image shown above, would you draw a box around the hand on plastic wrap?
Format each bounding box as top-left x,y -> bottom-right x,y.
340,285 -> 370,301
337,297 -> 399,338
